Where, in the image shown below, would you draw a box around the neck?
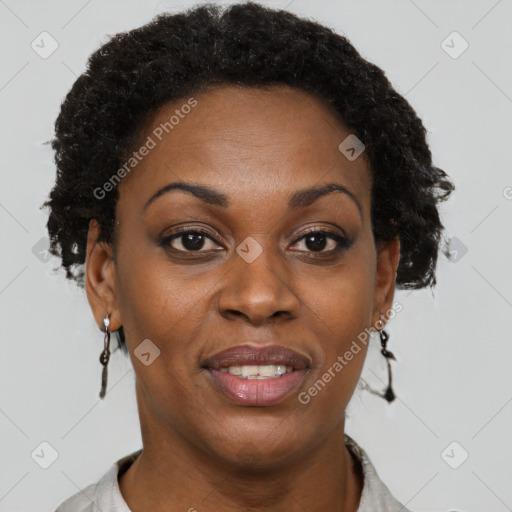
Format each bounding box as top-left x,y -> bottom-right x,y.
119,396 -> 363,512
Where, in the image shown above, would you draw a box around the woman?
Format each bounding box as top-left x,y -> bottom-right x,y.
45,2 -> 454,511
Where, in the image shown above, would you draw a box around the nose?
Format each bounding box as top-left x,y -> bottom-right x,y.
217,242 -> 300,325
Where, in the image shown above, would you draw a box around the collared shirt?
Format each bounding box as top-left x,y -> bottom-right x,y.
55,435 -> 411,511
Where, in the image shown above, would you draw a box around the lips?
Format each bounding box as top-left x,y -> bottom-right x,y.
203,344 -> 310,370
202,344 -> 311,406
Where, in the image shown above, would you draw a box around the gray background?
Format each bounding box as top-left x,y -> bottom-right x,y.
1,0 -> 511,511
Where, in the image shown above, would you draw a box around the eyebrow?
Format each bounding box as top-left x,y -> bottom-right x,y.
143,181 -> 362,219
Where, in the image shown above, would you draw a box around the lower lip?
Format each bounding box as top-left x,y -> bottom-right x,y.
207,369 -> 306,406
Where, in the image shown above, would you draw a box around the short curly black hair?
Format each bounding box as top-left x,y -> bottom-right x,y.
43,2 -> 454,311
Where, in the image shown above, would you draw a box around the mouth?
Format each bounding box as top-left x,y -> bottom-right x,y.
218,364 -> 295,379
202,344 -> 311,406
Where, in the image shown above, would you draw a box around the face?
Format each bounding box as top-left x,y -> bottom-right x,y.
86,84 -> 399,467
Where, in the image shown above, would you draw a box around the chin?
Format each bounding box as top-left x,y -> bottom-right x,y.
201,419 -> 311,470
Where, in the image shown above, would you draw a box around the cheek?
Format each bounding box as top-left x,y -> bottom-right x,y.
296,244 -> 375,407
114,237 -> 209,358
298,282 -> 371,419
115,260 -> 211,419
304,250 -> 376,346
305,274 -> 372,377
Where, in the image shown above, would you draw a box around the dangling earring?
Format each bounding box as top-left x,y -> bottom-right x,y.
99,314 -> 111,399
360,325 -> 397,403
379,329 -> 396,402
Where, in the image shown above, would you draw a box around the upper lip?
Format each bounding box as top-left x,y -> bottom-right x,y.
203,344 -> 311,370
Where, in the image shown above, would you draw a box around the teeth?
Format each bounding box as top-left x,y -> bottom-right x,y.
219,364 -> 294,378
228,365 -> 243,376
258,365 -> 279,377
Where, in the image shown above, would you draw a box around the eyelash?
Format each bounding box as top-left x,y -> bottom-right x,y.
160,227 -> 352,256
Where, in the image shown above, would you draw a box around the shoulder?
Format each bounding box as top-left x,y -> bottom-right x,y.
54,481 -> 101,512
344,434 -> 413,512
54,450 -> 142,512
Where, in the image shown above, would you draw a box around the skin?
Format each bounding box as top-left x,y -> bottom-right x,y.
85,84 -> 400,512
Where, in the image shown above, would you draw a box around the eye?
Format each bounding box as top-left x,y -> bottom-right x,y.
160,227 -> 351,255
160,229 -> 222,252
290,229 -> 351,254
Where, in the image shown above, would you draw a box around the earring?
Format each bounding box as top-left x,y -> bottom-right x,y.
379,329 -> 396,403
99,314 -> 111,399
360,327 -> 397,403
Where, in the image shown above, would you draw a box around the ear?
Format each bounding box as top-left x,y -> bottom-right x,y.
85,219 -> 122,331
371,237 -> 400,327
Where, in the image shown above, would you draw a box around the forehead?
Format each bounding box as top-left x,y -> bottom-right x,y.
117,84 -> 372,214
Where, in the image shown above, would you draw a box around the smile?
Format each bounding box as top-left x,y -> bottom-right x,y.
219,364 -> 294,379
203,344 -> 310,405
